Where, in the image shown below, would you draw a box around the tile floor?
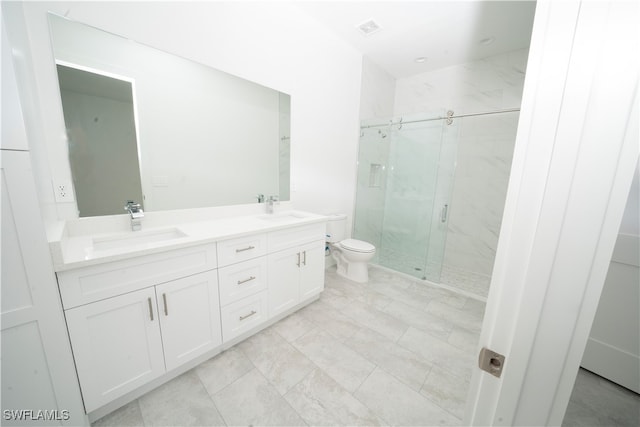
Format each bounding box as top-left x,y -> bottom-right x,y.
93,266 -> 484,426
93,265 -> 639,426
562,368 -> 640,427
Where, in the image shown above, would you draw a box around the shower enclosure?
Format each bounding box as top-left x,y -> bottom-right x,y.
353,109 -> 519,298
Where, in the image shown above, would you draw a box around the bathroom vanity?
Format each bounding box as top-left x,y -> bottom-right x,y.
50,210 -> 326,418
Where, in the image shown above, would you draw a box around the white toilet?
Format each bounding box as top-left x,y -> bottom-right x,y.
326,214 -> 376,283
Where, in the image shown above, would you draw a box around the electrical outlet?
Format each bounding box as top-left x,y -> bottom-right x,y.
53,180 -> 75,203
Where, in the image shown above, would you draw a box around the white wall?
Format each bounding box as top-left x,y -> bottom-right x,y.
359,56 -> 396,120
6,1 -> 363,229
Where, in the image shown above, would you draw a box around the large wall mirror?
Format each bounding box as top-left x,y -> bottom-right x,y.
48,13 -> 291,217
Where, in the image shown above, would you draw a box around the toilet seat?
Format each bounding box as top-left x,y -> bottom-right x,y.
339,239 -> 375,253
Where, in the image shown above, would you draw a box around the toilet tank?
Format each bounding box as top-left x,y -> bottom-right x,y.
326,214 -> 347,243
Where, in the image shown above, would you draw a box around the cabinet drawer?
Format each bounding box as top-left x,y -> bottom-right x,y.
217,234 -> 267,267
221,291 -> 268,342
268,223 -> 326,253
218,257 -> 268,306
57,243 -> 217,309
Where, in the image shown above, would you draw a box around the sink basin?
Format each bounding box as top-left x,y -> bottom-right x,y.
258,211 -> 309,222
92,228 -> 188,252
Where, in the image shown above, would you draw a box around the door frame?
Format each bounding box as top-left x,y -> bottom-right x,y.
465,1 -> 639,425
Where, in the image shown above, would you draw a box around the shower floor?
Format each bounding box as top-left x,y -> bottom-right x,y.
374,249 -> 491,300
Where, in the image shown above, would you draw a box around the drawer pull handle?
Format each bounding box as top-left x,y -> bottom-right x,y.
239,310 -> 257,321
148,297 -> 154,321
236,245 -> 255,253
163,293 -> 168,316
297,252 -> 301,267
237,276 -> 256,285
302,250 -> 307,266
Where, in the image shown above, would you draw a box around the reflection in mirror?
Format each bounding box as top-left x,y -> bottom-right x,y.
48,13 -> 290,217
57,64 -> 144,216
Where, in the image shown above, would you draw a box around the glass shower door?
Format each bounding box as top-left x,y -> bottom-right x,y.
420,118 -> 460,282
381,116 -> 459,281
354,112 -> 459,283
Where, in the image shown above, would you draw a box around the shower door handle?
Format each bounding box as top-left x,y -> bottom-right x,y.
441,204 -> 449,223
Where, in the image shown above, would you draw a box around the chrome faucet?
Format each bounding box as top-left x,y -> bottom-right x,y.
124,200 -> 144,231
266,195 -> 279,214
257,194 -> 265,203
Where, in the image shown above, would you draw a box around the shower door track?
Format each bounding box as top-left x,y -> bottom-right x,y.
360,107 -> 521,129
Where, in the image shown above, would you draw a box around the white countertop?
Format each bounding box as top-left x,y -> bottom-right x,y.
51,210 -> 328,272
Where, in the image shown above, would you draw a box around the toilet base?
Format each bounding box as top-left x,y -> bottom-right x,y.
335,260 -> 370,283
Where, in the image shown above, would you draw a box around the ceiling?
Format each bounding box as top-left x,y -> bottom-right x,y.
297,1 -> 537,79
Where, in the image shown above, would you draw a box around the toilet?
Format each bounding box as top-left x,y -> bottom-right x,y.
326,214 -> 376,283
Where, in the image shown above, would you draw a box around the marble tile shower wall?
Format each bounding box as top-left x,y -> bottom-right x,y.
393,49 -> 529,116
394,48 -> 528,283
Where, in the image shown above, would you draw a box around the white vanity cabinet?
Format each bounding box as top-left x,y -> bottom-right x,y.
58,244 -> 221,412
267,224 -> 326,318
54,214 -> 327,418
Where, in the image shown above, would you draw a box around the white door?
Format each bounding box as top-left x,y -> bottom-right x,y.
299,240 -> 325,300
65,288 -> 165,412
465,1 -> 639,425
156,270 -> 222,371
1,151 -> 87,425
268,246 -> 301,317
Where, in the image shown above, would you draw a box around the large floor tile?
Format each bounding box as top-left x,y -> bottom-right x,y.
421,366 -> 470,419
563,368 -> 640,427
368,267 -> 415,289
293,328 -> 376,392
426,298 -> 485,332
447,326 -> 481,353
269,310 -> 317,343
237,327 -> 316,395
212,368 -> 304,426
296,300 -> 361,341
338,299 -> 409,341
409,281 -> 469,309
367,279 -> 436,312
284,368 -> 386,426
195,346 -> 253,396
398,326 -> 475,381
138,370 -> 225,426
354,367 -> 461,426
325,271 -> 393,310
381,299 -> 454,340
346,326 -> 432,391
92,401 -> 144,427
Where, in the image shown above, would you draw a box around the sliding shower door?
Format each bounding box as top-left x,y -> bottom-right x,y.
353,112 -> 459,282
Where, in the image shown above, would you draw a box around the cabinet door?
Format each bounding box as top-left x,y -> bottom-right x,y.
267,246 -> 301,318
156,271 -> 222,371
299,240 -> 326,300
65,288 -> 165,412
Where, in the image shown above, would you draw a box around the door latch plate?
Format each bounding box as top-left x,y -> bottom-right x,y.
479,347 -> 505,378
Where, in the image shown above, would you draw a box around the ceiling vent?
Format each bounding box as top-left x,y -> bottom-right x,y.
357,19 -> 382,36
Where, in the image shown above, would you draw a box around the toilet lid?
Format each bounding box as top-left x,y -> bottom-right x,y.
340,239 -> 375,253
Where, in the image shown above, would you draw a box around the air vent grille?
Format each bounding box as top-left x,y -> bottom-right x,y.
357,19 -> 382,36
